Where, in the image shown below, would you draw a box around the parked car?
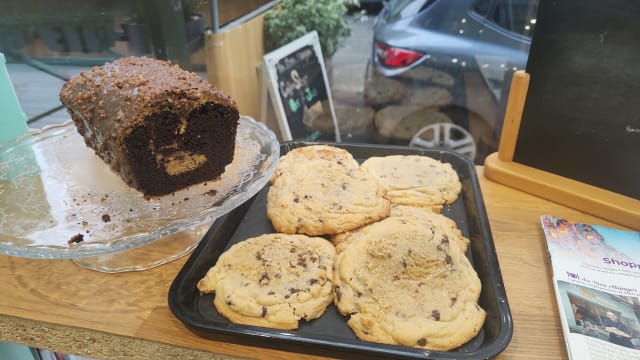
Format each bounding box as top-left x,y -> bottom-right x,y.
365,0 -> 539,162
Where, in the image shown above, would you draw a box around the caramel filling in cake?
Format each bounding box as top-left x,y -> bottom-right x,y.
160,151 -> 207,176
124,102 -> 237,196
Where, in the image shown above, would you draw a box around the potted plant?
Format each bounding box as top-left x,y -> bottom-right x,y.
264,0 -> 357,59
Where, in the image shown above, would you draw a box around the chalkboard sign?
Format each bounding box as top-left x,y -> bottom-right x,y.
263,31 -> 340,141
484,0 -> 640,230
515,0 -> 640,200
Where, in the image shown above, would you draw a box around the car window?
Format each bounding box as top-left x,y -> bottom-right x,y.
511,0 -> 538,37
472,0 -> 492,17
490,0 -> 538,37
490,0 -> 509,30
387,0 -> 434,21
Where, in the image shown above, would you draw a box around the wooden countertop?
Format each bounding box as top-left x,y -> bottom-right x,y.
0,167 -> 630,360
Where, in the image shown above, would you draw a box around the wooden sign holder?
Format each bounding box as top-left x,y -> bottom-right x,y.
484,71 -> 640,230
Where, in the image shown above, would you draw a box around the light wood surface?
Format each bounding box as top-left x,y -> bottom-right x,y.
1,167 -> 632,360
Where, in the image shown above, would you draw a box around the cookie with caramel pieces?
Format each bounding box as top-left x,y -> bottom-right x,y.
332,216 -> 485,350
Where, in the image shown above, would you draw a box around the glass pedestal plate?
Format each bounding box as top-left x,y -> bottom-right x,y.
0,116 -> 279,272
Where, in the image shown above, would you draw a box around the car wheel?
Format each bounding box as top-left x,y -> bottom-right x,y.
409,122 -> 477,161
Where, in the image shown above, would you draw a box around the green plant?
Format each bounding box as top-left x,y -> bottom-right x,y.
264,0 -> 354,58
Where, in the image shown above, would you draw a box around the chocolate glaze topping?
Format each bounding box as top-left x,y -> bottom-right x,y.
59,56 -> 239,196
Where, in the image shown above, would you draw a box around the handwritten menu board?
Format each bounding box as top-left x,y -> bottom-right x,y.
514,0 -> 640,200
264,31 -> 340,141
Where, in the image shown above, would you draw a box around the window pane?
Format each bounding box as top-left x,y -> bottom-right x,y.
511,0 -> 539,37
472,0 -> 492,17
4,0 -> 541,165
490,0 -> 511,30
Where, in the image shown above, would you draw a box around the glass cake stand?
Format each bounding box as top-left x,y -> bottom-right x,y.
0,116 -> 279,273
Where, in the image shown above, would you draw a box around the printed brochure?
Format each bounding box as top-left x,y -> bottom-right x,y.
541,215 -> 640,359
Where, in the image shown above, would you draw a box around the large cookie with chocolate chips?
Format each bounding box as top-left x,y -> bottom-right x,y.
332,216 -> 486,351
332,205 -> 469,254
267,146 -> 390,236
388,205 -> 469,253
197,233 -> 335,330
270,145 -> 360,185
360,155 -> 462,211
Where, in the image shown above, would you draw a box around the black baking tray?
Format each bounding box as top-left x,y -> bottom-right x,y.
169,142 -> 512,359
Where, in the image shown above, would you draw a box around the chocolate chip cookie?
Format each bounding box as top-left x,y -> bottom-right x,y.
332,216 -> 485,350
360,155 -> 461,210
267,146 -> 390,235
197,233 -> 336,330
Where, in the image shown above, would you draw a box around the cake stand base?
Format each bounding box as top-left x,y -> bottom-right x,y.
72,221 -> 212,273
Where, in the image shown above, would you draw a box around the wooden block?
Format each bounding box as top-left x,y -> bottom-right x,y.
485,153 -> 639,230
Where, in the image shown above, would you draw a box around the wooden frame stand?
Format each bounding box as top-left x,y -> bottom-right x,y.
484,71 -> 640,230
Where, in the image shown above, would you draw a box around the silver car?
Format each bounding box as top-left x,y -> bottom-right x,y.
368,0 -> 539,160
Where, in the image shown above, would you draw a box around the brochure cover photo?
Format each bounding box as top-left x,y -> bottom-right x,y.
541,215 -> 640,359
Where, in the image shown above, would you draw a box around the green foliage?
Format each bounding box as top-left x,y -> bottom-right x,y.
264,0 -> 353,58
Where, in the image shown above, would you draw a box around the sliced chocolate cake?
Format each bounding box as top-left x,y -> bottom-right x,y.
60,56 -> 239,196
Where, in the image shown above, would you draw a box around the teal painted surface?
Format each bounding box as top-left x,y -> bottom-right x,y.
0,342 -> 35,360
0,52 -> 29,143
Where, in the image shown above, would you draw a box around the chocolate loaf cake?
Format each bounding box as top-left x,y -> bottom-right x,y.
60,57 -> 239,196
